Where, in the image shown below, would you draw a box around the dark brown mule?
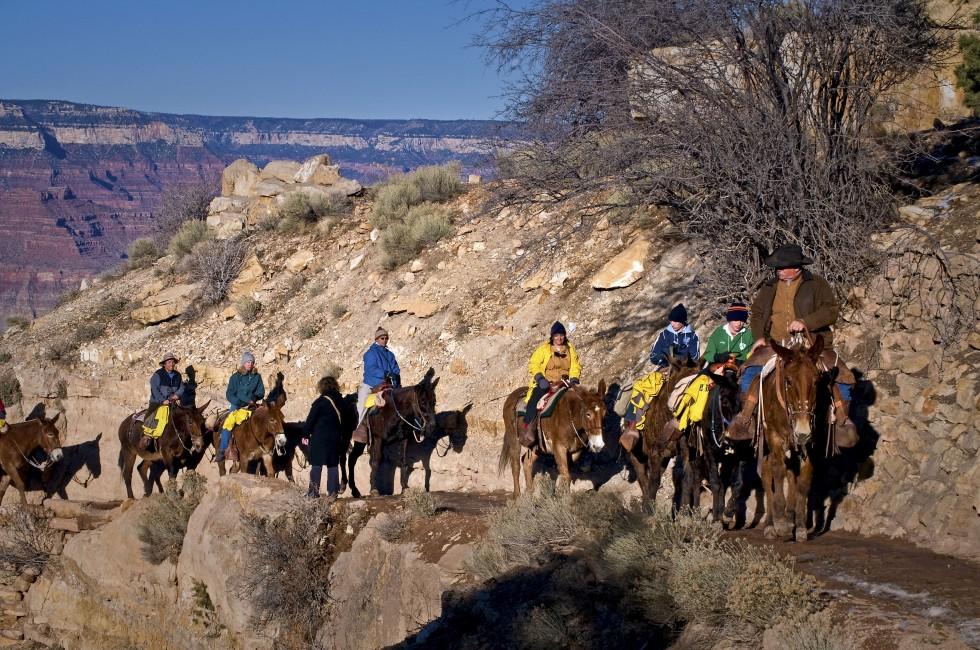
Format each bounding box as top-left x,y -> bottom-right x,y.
759,336 -> 826,541
499,381 -> 607,497
118,404 -> 208,499
0,414 -> 64,504
624,357 -> 699,504
349,368 -> 439,497
214,373 -> 288,478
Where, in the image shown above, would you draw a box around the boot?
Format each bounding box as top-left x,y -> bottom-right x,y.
662,417 -> 681,442
727,391 -> 758,441
835,399 -> 858,448
0,422 -> 8,434
519,420 -> 537,448
138,436 -> 152,452
620,423 -> 639,452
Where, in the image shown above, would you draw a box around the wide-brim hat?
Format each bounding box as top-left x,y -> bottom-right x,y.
159,352 -> 179,365
764,244 -> 813,269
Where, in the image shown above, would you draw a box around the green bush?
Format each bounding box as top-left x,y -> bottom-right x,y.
235,297 -> 262,321
370,161 -> 462,229
127,237 -> 160,268
372,182 -> 423,229
0,369 -> 22,404
956,13 -> 980,115
137,473 -> 207,564
380,202 -> 453,269
167,220 -> 211,259
95,296 -> 131,319
5,316 -> 30,330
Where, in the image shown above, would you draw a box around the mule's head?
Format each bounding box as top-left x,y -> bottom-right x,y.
38,413 -> 64,463
577,380 -> 607,453
172,404 -> 206,453
436,403 -> 471,453
772,335 -> 824,445
261,401 -> 287,449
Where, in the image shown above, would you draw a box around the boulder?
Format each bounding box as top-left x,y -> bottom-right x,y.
332,178 -> 363,196
208,196 -> 248,214
221,159 -> 259,197
253,179 -> 287,197
350,253 -> 366,270
293,154 -> 342,185
206,211 -> 246,238
229,255 -> 265,300
382,296 -> 441,318
592,238 -> 650,290
284,250 -> 316,273
259,160 -> 302,183
131,283 -> 198,325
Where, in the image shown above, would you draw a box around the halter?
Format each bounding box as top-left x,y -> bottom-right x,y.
390,388 -> 427,443
8,430 -> 55,471
560,384 -> 602,451
772,358 -> 816,453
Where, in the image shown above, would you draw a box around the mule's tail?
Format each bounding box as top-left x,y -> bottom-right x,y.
498,415 -> 517,477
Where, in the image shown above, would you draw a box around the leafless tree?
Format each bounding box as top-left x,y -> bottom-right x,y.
194,235 -> 250,305
477,0 -> 948,302
155,181 -> 218,245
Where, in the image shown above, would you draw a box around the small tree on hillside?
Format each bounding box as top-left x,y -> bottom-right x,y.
156,181 -> 217,245
955,12 -> 980,114
478,0 -> 946,301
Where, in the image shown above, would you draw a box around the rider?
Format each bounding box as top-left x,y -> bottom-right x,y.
357,327 -> 401,423
649,304 -> 700,367
727,244 -> 856,442
520,321 -> 581,448
702,302 -> 753,365
141,352 -> 185,449
0,396 -> 7,433
215,351 -> 266,463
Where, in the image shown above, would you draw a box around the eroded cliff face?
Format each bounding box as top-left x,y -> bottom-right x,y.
0,99 -> 510,327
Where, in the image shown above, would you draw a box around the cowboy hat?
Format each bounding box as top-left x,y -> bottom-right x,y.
159,352 -> 179,365
764,244 -> 813,269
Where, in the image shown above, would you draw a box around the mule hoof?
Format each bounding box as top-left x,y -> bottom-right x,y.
350,486 -> 361,499
369,489 -> 380,497
763,525 -> 778,540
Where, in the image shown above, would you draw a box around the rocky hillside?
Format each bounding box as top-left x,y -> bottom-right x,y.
0,155 -> 977,564
0,99 -> 510,325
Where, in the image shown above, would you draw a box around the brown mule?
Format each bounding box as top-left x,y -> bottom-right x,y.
623,356 -> 699,505
214,372 -> 288,478
499,381 -> 607,497
758,336 -> 826,541
0,414 -> 64,505
118,403 -> 208,499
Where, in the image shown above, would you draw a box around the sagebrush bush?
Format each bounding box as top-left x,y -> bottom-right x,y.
763,609 -> 854,650
298,322 -> 320,339
380,202 -> 453,269
73,322 -> 106,344
40,340 -> 77,363
95,296 -> 131,319
330,303 -> 348,319
167,220 -> 211,259
127,237 -> 160,268
194,236 -> 249,305
0,350 -> 12,364
376,511 -> 412,543
402,487 -> 436,518
235,297 -> 262,321
137,473 -> 207,564
0,370 -> 22,406
56,288 -> 80,306
372,182 -> 423,229
0,506 -> 61,575
370,161 -> 461,234
5,316 -> 30,330
277,190 -> 351,233
725,549 -> 819,629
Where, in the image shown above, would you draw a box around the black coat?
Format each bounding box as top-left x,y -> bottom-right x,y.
303,391 -> 354,466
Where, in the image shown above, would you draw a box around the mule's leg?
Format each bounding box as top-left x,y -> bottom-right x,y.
553,444 -> 572,493
348,441 -> 365,498
708,452 -> 724,522
770,447 -> 792,540
522,449 -> 536,493
679,444 -> 695,512
797,458 -> 815,541
510,427 -> 522,499
761,455 -> 777,539
167,464 -> 179,492
262,454 -> 275,478
369,437 -> 382,497
400,438 -> 410,494
136,460 -> 152,497
0,474 -> 10,504
121,449 -> 137,500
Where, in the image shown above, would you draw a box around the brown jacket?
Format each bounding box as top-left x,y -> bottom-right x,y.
750,270 -> 839,348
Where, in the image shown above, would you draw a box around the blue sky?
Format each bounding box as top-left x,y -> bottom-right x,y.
0,0 -> 519,120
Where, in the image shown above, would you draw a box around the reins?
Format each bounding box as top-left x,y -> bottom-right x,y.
5,426 -> 55,471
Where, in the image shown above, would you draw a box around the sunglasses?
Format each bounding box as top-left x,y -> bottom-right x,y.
377,336 -> 389,340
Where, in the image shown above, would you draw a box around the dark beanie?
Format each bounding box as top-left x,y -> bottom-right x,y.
668,304 -> 688,324
550,321 -> 567,337
726,301 -> 749,322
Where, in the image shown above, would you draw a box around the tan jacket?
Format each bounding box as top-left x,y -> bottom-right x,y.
750,271 -> 839,348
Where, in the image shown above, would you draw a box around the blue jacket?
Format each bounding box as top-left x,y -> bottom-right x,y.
226,370 -> 265,410
363,343 -> 401,388
150,368 -> 185,403
649,325 -> 700,367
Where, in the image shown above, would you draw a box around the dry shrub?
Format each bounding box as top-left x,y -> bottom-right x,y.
376,511 -> 412,543
95,296 -> 131,319
73,322 -> 106,344
307,278 -> 328,297
763,608 -> 855,650
193,236 -> 249,305
0,350 -> 11,364
380,202 -> 453,269
330,303 -> 348,319
371,162 -> 461,232
40,340 -> 76,363
127,237 -> 160,268
402,487 -> 436,518
5,315 -> 30,330
240,499 -> 345,645
0,505 -> 61,575
519,603 -> 574,650
0,369 -> 22,405
298,322 -> 320,340
278,190 -> 351,233
137,473 -> 207,565
155,181 -> 216,242
167,220 -> 211,259
726,548 -> 819,630
56,288 -> 80,306
235,297 -> 262,321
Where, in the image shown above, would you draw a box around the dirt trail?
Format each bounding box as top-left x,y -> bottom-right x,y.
731,528 -> 980,647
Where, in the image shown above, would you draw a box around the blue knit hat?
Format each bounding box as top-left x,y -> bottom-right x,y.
550,321 -> 567,338
668,304 -> 688,325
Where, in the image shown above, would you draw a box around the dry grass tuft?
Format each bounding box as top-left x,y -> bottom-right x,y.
0,506 -> 61,575
137,473 -> 207,564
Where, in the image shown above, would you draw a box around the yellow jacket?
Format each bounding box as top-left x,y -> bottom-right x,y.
525,341 -> 581,400
674,374 -> 713,430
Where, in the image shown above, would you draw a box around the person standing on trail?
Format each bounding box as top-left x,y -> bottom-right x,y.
520,321 -> 581,448
727,244 -> 857,445
141,352 -> 185,450
303,376 -> 353,498
357,327 -> 401,423
649,304 -> 700,367
215,351 -> 265,463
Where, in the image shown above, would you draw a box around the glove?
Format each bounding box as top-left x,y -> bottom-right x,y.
569,378 -> 580,385
535,374 -> 549,390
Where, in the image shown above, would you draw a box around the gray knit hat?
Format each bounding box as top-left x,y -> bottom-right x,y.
374,327 -> 389,341
241,351 -> 256,365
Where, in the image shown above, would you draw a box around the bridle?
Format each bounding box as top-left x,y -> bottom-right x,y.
6,424 -> 58,471
560,385 -> 603,451
390,386 -> 430,444
772,358 -> 817,452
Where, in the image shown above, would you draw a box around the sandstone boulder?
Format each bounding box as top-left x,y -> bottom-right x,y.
229,255 -> 265,300
284,249 -> 316,273
221,159 -> 259,197
293,154 -> 341,185
208,196 -> 248,214
206,211 -> 246,238
253,179 -> 287,197
131,283 -> 198,325
259,160 -> 302,183
382,296 -> 441,318
592,238 -> 650,290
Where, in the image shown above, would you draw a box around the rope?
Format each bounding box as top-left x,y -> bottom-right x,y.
390,389 -> 426,443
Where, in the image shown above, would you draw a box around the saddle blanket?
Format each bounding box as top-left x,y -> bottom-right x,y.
222,408 -> 252,431
142,405 -> 170,439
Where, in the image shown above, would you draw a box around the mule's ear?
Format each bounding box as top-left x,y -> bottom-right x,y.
808,334 -> 825,361
431,377 -> 440,390
48,412 -> 61,425
597,379 -> 607,397
197,399 -> 212,414
461,402 -> 473,415
95,432 -> 103,442
771,340 -> 792,361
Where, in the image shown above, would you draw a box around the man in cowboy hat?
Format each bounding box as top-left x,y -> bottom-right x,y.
727,244 -> 857,444
357,327 -> 401,423
141,352 -> 186,449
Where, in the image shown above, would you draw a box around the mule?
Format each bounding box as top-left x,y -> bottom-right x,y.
759,337 -> 826,541
677,371 -> 740,521
214,373 -> 288,478
348,369 -> 439,497
118,403 -> 208,499
499,381 -> 607,497
623,356 -> 700,505
0,414 -> 64,504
